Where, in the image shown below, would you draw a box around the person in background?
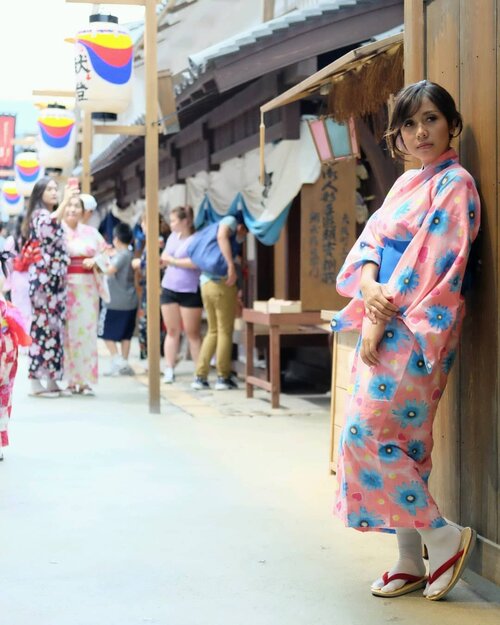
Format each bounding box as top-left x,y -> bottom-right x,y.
62,195 -> 108,395
0,236 -> 31,460
80,193 -> 100,229
94,222 -> 138,376
21,177 -> 75,398
160,206 -> 202,384
191,213 -> 247,391
330,81 -> 480,601
132,213 -> 169,362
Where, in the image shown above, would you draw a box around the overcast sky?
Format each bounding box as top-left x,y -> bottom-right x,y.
1,1 -> 144,100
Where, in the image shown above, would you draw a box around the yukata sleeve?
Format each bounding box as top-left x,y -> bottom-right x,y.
386,170 -> 480,373
330,173 -> 414,333
32,211 -> 59,247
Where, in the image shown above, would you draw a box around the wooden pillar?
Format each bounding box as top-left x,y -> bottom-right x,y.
262,0 -> 275,22
144,0 -> 161,413
273,222 -> 288,299
404,0 -> 425,84
81,112 -> 92,194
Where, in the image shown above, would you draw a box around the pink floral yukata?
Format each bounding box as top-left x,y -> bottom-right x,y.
330,149 -> 480,532
63,222 -> 107,388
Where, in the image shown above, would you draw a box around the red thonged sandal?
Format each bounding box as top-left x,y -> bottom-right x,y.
371,572 -> 428,597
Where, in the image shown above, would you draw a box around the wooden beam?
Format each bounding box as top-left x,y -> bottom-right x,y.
32,89 -> 74,98
11,137 -> 36,147
262,0 -> 275,22
404,0 -> 425,84
81,113 -> 93,194
66,0 -> 162,5
93,124 -> 146,136
144,0 -> 161,413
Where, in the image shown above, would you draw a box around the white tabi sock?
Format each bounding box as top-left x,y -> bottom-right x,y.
372,528 -> 426,592
417,524 -> 461,597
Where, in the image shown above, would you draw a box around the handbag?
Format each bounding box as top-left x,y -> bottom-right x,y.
13,239 -> 42,272
186,223 -> 229,276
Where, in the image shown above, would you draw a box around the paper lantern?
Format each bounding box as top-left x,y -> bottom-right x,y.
308,116 -> 359,163
37,105 -> 77,174
14,151 -> 42,197
1,181 -> 24,217
74,14 -> 133,120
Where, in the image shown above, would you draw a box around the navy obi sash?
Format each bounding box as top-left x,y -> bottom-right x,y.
378,238 -> 411,284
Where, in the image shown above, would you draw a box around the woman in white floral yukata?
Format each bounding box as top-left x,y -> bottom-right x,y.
62,195 -> 108,395
331,81 -> 480,601
21,177 -> 77,398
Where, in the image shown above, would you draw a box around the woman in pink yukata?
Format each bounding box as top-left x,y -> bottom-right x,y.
330,81 -> 480,601
0,238 -> 32,461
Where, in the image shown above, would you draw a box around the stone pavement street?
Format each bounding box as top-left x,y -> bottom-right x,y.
1,351 -> 499,625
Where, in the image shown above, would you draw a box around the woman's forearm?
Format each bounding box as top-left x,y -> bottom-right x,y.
360,262 -> 379,288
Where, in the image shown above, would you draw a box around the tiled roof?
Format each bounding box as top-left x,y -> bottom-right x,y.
177,0 -> 366,94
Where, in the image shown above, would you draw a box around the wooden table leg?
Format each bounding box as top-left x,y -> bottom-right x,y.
245,320 -> 254,398
269,324 -> 280,408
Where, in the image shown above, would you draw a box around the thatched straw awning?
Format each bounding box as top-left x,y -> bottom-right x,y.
259,32 -> 403,181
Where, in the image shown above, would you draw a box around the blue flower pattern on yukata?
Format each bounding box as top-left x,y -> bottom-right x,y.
381,323 -> 411,352
426,305 -> 453,330
435,251 -> 456,276
343,414 -> 372,448
396,267 -> 420,295
368,374 -> 397,401
448,274 -> 462,292
392,400 -> 429,429
378,443 -> 403,463
441,350 -> 457,374
428,209 -> 449,235
392,481 -> 428,516
408,350 -> 429,377
359,468 -> 384,491
348,506 -> 385,529
407,439 -> 426,462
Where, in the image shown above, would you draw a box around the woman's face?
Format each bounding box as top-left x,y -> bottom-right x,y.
64,197 -> 84,227
169,213 -> 183,233
399,96 -> 452,166
42,180 -> 59,208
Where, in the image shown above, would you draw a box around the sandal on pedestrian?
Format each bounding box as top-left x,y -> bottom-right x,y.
426,527 -> 476,601
28,390 -> 60,399
371,572 -> 428,597
80,386 -> 95,396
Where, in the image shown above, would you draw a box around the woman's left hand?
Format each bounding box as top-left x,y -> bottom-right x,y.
83,257 -> 96,269
360,317 -> 387,367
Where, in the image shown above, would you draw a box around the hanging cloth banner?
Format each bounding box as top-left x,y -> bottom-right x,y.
181,119 -> 321,245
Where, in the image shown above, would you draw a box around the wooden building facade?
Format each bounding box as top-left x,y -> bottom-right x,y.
405,0 -> 500,586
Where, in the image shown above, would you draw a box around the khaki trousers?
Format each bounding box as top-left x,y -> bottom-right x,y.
196,280 -> 237,379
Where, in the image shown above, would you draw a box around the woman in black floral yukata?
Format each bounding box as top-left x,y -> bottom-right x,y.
21,177 -> 78,397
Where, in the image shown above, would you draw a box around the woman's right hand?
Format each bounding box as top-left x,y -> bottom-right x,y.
360,278 -> 398,324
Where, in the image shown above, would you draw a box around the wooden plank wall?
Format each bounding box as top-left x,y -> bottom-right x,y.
405,0 -> 500,585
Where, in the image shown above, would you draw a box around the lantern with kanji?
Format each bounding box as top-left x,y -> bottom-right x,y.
14,150 -> 42,197
37,105 -> 77,174
74,14 -> 134,120
1,181 -> 24,217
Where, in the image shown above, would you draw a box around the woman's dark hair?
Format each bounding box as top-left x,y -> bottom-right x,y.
386,80 -> 463,160
170,205 -> 194,234
113,221 -> 134,245
21,176 -> 56,239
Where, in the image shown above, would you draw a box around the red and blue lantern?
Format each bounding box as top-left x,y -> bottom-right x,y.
14,151 -> 42,196
74,14 -> 134,118
37,105 -> 77,174
1,181 -> 24,217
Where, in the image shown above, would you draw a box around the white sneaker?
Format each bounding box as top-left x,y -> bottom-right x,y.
104,356 -> 123,377
163,367 -> 175,384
